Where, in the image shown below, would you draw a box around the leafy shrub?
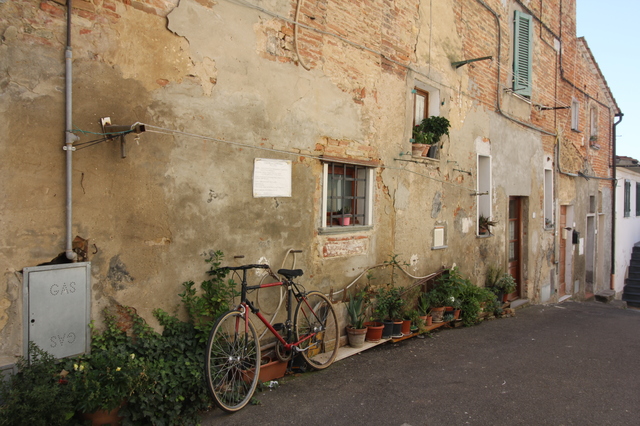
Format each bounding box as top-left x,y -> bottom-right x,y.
180,250 -> 239,342
0,343 -> 78,426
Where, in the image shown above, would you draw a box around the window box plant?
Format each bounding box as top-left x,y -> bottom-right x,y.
479,214 -> 498,235
412,116 -> 451,158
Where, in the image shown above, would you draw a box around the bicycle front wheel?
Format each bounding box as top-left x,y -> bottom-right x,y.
294,291 -> 339,369
205,310 -> 261,413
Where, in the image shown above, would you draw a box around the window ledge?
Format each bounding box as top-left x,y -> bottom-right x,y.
319,225 -> 373,235
431,245 -> 448,250
477,233 -> 492,239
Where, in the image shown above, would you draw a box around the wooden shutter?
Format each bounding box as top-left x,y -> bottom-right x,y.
624,180 -> 631,217
513,11 -> 533,97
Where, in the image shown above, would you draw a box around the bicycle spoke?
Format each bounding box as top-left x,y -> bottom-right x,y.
205,311 -> 260,412
294,291 -> 339,370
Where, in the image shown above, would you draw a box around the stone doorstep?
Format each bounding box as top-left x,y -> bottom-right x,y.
595,289 -> 616,303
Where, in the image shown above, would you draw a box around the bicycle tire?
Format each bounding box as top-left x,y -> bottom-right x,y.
294,291 -> 339,369
205,310 -> 261,413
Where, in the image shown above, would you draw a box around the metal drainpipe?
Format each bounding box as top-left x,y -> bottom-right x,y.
611,112 -> 624,289
65,0 -> 78,261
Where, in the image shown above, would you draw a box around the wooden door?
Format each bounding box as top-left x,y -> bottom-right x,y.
507,197 -> 522,300
558,205 -> 567,297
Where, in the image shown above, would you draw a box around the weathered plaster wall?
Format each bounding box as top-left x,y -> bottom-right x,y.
0,0 -> 617,363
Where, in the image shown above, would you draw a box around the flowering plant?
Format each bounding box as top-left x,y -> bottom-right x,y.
66,347 -> 147,413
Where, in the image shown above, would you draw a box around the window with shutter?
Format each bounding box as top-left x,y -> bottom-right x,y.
636,182 -> 640,216
513,11 -> 533,97
624,180 -> 631,218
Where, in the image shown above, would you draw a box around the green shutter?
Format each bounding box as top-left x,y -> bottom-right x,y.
624,180 -> 631,217
513,11 -> 533,97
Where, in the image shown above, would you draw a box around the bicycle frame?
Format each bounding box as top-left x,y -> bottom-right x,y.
232,267 -> 318,352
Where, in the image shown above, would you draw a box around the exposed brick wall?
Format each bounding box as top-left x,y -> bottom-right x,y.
453,0 -> 615,182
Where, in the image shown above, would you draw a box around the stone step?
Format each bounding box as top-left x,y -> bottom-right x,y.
595,290 -> 615,303
622,292 -> 640,303
624,279 -> 640,289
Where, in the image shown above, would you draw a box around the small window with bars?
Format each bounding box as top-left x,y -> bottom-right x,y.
324,162 -> 371,228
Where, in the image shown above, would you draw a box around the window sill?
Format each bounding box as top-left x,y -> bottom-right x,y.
476,233 -> 492,238
319,225 -> 373,235
431,245 -> 448,250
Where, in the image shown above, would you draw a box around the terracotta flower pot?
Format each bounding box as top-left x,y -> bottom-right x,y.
81,402 -> 125,426
431,306 -> 445,323
453,309 -> 461,320
346,326 -> 367,348
364,321 -> 384,342
401,319 -> 412,335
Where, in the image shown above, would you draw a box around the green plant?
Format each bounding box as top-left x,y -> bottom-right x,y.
417,293 -> 431,316
479,215 -> 498,234
0,343 -> 78,426
458,281 -> 496,326
412,116 -> 451,145
180,250 -> 240,342
336,205 -> 352,214
68,346 -> 147,414
88,307 -> 211,426
485,265 -> 517,294
374,285 -> 405,320
346,287 -> 368,329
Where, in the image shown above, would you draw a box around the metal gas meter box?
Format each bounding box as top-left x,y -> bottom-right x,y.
22,262 -> 91,360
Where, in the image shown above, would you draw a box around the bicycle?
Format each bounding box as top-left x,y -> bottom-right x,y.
205,264 -> 339,412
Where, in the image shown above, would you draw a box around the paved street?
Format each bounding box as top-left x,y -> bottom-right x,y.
202,301 -> 640,425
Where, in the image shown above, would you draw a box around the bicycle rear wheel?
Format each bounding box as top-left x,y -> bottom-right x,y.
205,310 -> 261,413
294,291 -> 339,369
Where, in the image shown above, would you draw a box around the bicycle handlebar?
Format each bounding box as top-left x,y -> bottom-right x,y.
208,264 -> 270,274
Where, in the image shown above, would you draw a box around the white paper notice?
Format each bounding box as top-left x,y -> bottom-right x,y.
253,158 -> 292,198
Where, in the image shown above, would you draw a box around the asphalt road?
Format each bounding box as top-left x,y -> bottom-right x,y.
202,301 -> 640,425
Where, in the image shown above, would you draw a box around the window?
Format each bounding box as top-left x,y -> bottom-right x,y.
413,88 -> 429,128
513,10 -> 533,97
589,106 -> 598,145
624,180 -> 631,217
636,183 -> 640,216
544,169 -> 553,227
571,99 -> 580,131
322,162 -> 373,228
477,155 -> 492,235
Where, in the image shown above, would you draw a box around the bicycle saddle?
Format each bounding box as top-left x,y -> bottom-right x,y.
277,269 -> 304,279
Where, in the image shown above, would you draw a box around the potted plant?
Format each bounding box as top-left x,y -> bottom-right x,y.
479,214 -> 498,235
417,293 -> 432,326
69,346 -> 148,423
486,265 -> 517,302
345,287 -> 369,348
335,205 -> 352,226
374,285 -> 405,338
412,116 -> 451,158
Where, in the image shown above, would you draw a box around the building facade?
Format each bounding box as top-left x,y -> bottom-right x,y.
0,0 -> 620,365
